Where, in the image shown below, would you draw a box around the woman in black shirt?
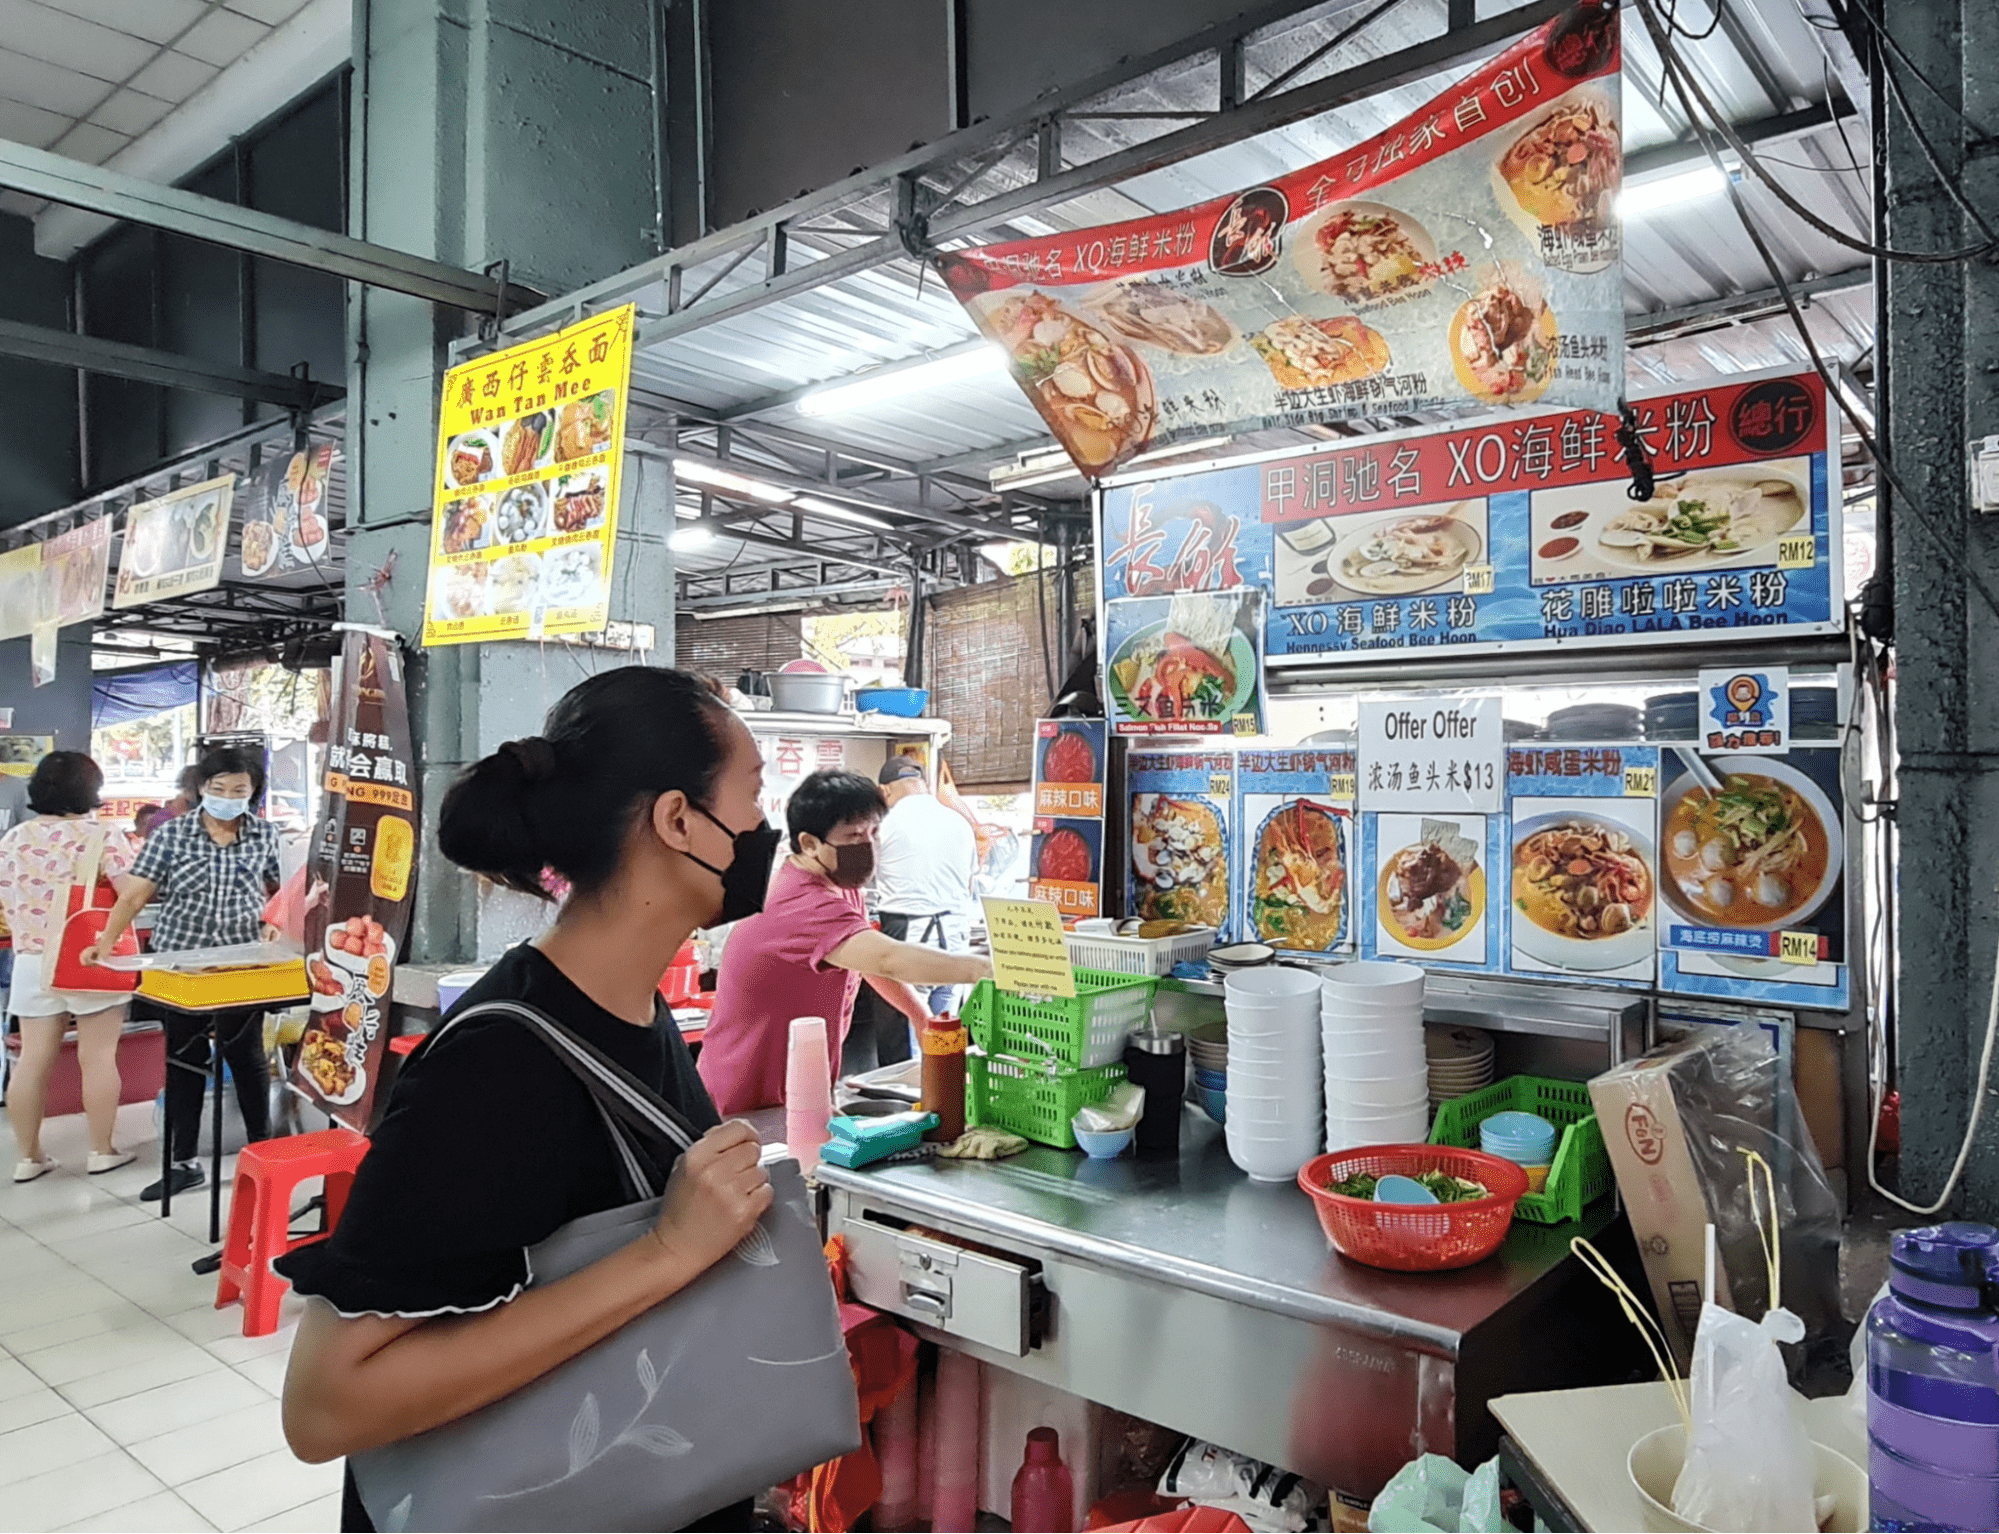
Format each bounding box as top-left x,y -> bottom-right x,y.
279,667 -> 785,1531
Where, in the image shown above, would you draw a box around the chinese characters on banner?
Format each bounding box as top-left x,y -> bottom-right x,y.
1029,719 -> 1109,919
938,3 -> 1622,474
1238,748 -> 1356,956
1100,369 -> 1843,666
293,627 -> 418,1130
422,305 -> 635,646
114,476 -> 232,609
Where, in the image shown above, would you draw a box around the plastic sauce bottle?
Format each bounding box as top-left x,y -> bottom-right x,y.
1010,1426 -> 1074,1533
920,1014 -> 968,1143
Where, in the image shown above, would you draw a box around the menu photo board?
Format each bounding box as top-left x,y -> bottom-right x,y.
1656,745 -> 1849,1009
1029,719 -> 1109,919
938,2 -> 1623,475
1360,808 -> 1507,972
422,305 -> 635,646
1128,748 -> 1236,941
0,545 -> 41,641
1097,369 -> 1845,668
114,476 -> 232,609
1505,744 -> 1659,988
239,443 -> 335,581
1237,747 -> 1356,955
1105,587 -> 1265,736
43,519 -> 111,627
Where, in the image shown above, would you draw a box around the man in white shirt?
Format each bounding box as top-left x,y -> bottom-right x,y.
873,755 -> 979,1022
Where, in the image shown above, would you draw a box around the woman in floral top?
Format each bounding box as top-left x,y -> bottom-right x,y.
0,752 -> 139,1182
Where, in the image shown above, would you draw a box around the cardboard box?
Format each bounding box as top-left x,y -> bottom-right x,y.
139,960 -> 307,1010
1589,1037 -> 1733,1370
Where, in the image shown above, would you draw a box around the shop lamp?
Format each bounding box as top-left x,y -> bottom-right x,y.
1616,164 -> 1729,220
673,457 -> 793,504
795,496 -> 895,531
671,524 -> 715,552
797,345 -> 1008,416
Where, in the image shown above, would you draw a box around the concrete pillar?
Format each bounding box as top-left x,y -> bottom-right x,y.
1887,0 -> 1999,1211
345,0 -> 672,964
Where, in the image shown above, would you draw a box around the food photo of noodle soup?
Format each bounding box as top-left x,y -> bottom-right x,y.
1659,755 -> 1843,934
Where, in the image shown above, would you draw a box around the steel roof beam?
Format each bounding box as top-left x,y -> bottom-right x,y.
0,318 -> 341,410
1623,102 -> 1848,179
0,139 -> 544,315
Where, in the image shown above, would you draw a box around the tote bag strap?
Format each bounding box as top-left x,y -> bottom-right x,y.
432,998 -> 702,1200
37,824 -> 107,960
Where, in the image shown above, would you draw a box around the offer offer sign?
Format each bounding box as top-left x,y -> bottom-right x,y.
981,897 -> 1077,998
1698,665 -> 1790,753
1358,693 -> 1504,813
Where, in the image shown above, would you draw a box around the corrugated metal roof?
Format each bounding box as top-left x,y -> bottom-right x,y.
520,0 -> 1877,583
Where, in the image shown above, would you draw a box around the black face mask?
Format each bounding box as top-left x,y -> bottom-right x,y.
684,803 -> 782,924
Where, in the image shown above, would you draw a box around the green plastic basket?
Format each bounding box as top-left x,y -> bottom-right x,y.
1428,1074 -> 1612,1226
967,1053 -> 1126,1149
963,968 -> 1158,1069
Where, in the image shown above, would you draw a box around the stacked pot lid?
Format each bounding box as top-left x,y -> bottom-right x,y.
1320,961 -> 1428,1152
1425,1025 -> 1496,1108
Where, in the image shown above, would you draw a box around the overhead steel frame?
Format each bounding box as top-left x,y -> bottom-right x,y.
0,318 -> 342,411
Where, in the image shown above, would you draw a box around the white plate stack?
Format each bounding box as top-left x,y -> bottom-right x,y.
1320,961 -> 1429,1152
1222,966 -> 1324,1182
1425,1026 -> 1496,1108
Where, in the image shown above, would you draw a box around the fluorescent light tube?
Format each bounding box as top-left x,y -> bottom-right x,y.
671,524 -> 715,552
798,346 -> 1008,417
674,457 -> 793,504
1617,165 -> 1729,220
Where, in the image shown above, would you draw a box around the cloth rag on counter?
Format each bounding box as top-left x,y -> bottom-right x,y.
936,1127 -> 1030,1161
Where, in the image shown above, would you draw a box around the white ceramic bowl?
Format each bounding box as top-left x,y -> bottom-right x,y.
1320,960 -> 1426,997
1226,967 -> 1323,1001
1226,1126 -> 1320,1182
1325,1076 -> 1429,1109
1625,1426 -> 1865,1533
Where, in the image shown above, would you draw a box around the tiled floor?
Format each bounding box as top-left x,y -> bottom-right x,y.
0,1100 -> 339,1532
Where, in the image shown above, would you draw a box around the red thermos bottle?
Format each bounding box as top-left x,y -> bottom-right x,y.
1010,1426 -> 1074,1533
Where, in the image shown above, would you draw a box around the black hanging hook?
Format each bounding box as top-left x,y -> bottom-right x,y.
1616,401 -> 1656,502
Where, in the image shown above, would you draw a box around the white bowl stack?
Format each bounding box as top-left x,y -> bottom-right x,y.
1320,961 -> 1429,1151
1222,966 -> 1324,1182
1425,1025 -> 1496,1108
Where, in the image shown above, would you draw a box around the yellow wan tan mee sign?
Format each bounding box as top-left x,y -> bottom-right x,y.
422,305 -> 635,647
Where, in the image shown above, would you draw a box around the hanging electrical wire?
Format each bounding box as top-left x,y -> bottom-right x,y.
1645,0 -> 1998,1214
1804,0 -> 1998,146
1634,0 -> 1999,263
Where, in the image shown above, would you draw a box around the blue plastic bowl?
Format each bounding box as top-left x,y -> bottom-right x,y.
1074,1125 -> 1134,1159
1195,1081 -> 1228,1125
1193,1066 -> 1228,1088
854,688 -> 930,718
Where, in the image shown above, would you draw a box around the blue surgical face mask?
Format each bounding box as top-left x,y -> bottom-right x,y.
202,793 -> 250,821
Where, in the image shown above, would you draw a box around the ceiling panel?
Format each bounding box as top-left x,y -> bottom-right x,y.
0,0 -> 156,81
35,0 -> 207,45
177,6 -> 268,67
126,48 -> 220,101
91,86 -> 174,137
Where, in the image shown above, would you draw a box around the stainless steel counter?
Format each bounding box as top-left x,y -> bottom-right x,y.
818,1110 -> 1648,1503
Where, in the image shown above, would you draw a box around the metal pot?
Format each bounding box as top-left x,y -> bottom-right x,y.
769,671 -> 849,714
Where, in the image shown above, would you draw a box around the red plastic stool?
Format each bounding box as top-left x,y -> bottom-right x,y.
388,1034 -> 422,1058
216,1127 -> 369,1337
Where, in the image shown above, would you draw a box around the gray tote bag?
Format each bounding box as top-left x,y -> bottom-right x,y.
350,1000 -> 862,1532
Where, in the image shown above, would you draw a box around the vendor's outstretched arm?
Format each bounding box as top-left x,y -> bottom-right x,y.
864,972 -> 931,1024
829,927 -> 989,986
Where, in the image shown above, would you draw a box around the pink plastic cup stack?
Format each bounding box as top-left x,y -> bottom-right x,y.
785,1015 -> 833,1173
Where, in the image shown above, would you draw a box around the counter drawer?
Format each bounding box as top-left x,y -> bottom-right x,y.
838,1214 -> 1037,1356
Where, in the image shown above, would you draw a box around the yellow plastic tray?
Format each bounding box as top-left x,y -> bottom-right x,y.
139,960 -> 309,1010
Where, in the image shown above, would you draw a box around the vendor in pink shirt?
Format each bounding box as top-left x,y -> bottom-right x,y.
698,769 -> 989,1115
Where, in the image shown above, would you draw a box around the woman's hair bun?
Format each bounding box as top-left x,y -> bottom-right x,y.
437,666 -> 732,901
498,736 -> 559,782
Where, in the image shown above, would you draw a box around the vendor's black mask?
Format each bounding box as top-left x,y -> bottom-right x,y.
684,803 -> 782,924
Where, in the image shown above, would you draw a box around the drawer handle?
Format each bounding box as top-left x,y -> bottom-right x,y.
902,1287 -> 949,1319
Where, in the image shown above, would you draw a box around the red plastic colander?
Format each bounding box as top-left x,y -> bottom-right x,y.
1298,1145 -> 1529,1272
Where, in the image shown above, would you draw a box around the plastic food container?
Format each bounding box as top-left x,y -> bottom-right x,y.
1297,1145 -> 1527,1271
853,687 -> 930,717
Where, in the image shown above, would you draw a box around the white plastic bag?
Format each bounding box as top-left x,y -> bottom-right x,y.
1672,1300 -> 1815,1530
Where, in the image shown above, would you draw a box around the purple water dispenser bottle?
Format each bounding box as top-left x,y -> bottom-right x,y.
1868,1222 -> 1999,1530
